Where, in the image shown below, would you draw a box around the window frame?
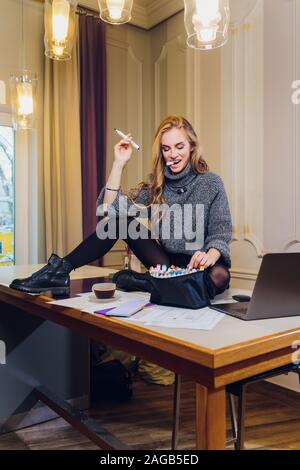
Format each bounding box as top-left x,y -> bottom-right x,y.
0,104 -> 37,265
0,108 -> 15,265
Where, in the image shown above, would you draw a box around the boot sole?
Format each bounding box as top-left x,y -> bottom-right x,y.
112,270 -> 152,293
112,270 -> 150,283
10,285 -> 70,296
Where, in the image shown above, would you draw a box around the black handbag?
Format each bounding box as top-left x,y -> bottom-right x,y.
149,270 -> 213,309
91,360 -> 133,403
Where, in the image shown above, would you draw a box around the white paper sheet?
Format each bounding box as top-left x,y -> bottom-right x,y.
47,291 -> 151,314
126,304 -> 224,330
47,291 -> 225,329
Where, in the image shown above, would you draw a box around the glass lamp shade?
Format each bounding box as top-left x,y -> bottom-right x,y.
44,0 -> 77,61
10,72 -> 37,130
98,0 -> 133,25
184,0 -> 230,50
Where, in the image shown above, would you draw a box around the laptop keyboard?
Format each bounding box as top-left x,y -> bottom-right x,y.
211,301 -> 250,319
231,305 -> 248,315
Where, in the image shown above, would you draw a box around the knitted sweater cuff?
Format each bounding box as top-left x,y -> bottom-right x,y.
204,240 -> 231,268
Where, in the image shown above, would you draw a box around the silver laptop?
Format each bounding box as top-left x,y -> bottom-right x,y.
210,253 -> 300,321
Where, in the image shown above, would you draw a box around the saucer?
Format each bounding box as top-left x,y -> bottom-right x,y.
88,292 -> 121,303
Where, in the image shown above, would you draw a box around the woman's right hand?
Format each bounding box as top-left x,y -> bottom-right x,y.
114,133 -> 133,167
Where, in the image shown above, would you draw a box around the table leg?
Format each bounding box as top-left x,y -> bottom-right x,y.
195,384 -> 226,450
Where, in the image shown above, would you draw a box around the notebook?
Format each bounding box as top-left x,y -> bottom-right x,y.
95,299 -> 151,317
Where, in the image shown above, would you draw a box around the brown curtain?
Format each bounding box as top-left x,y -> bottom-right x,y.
44,18 -> 83,257
79,15 -> 107,240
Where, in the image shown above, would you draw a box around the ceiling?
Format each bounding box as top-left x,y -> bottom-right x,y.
78,0 -> 184,30
78,1 -> 258,30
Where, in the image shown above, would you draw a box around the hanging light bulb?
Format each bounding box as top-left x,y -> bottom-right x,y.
17,82 -> 33,115
52,0 -> 70,42
10,72 -> 37,130
184,0 -> 230,50
44,0 -> 77,61
10,1 -> 37,130
193,0 -> 221,43
106,0 -> 125,20
98,0 -> 133,25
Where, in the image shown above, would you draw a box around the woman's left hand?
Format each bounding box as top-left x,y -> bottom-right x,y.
188,248 -> 221,269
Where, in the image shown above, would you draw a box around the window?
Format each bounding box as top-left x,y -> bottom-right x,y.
0,77 -> 38,266
0,123 -> 15,265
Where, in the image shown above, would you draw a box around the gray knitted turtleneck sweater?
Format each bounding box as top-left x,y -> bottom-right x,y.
97,164 -> 232,267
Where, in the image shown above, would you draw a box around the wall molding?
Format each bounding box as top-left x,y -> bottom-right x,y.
154,44 -> 168,130
264,0 -> 300,253
243,0 -> 264,258
127,45 -> 143,183
221,0 -> 264,261
186,48 -> 201,137
106,37 -> 130,50
105,38 -> 144,182
281,239 -> 300,252
154,36 -> 185,128
105,36 -> 143,263
296,0 -> 300,240
292,0 -> 300,242
230,267 -> 258,281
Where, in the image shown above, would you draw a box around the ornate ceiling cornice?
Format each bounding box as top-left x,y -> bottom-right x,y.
78,0 -> 184,30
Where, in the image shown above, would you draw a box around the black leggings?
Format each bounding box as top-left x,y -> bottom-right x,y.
65,216 -> 230,296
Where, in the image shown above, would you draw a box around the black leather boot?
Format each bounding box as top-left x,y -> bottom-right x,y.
112,269 -> 153,293
9,254 -> 73,295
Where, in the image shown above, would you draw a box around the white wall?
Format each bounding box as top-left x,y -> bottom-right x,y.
221,0 -> 264,289
149,12 -> 221,174
104,11 -> 221,268
264,0 -> 300,255
103,23 -> 152,268
263,0 -> 300,393
220,0 -> 300,392
221,0 -> 300,293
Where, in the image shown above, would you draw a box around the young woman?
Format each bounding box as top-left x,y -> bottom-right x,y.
10,115 -> 232,298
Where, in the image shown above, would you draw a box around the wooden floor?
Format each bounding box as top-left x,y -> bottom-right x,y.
1,379 -> 300,450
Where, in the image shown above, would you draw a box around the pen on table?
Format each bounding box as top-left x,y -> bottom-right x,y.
114,128 -> 140,150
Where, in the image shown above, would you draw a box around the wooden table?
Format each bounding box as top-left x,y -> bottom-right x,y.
1,265 -> 300,450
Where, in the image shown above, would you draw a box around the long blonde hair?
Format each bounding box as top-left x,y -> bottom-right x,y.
128,115 -> 209,207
